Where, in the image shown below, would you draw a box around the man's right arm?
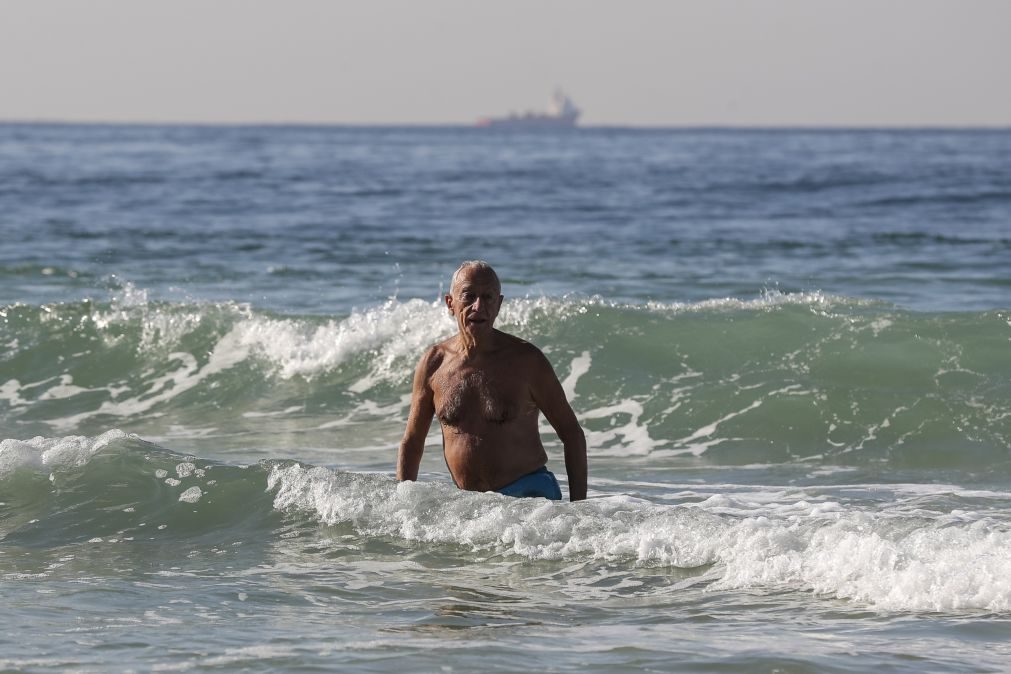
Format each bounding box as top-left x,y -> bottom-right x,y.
396,348 -> 438,481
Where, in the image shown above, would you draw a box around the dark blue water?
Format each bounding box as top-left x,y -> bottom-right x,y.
2,124 -> 1011,673
3,124 -> 1009,313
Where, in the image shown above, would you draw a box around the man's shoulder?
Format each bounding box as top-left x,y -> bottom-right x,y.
495,331 -> 550,364
417,342 -> 448,374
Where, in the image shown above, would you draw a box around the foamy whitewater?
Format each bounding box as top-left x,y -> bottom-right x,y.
2,124 -> 1011,672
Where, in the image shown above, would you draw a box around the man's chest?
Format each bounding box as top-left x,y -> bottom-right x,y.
433,364 -> 532,426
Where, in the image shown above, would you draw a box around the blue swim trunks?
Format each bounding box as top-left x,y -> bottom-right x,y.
495,466 -> 562,500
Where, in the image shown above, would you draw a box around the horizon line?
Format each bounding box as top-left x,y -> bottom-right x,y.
2,118 -> 1010,132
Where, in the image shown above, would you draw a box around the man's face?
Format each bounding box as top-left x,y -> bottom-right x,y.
445,268 -> 503,337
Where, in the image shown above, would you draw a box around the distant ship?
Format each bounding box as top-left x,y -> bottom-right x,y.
476,89 -> 581,129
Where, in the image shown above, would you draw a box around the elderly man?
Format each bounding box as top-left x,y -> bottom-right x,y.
396,261 -> 587,501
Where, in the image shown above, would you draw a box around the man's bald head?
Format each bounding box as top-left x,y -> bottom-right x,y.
450,260 -> 500,294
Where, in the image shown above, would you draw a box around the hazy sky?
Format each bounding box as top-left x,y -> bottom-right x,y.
2,0 -> 1009,126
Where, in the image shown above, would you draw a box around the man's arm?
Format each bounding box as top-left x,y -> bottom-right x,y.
530,350 -> 587,501
397,348 -> 438,481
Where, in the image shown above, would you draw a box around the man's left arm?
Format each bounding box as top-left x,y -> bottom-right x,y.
530,350 -> 587,501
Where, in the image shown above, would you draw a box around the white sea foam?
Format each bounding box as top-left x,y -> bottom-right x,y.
268,464 -> 719,567
232,298 -> 452,382
560,350 -> 591,401
0,429 -> 129,478
242,406 -> 303,418
0,379 -> 28,408
34,375 -> 93,401
678,399 -> 764,455
641,289 -> 877,314
49,330 -> 252,429
126,295 -> 580,393
267,464 -> 1011,613
711,514 -> 1011,612
579,399 -> 663,456
178,486 -> 203,503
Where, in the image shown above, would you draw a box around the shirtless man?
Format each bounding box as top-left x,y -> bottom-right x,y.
396,261 -> 587,501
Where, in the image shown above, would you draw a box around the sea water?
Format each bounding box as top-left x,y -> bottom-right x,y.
1,124 -> 1010,672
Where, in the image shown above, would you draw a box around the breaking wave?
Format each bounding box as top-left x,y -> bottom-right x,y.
2,432 -> 1010,613
3,289 -> 1010,468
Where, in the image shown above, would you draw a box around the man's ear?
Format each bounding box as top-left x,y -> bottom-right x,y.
445,294 -> 454,314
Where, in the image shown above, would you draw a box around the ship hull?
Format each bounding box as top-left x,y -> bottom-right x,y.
476,114 -> 579,129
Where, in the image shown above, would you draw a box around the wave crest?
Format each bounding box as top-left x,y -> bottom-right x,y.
2,292 -> 1009,468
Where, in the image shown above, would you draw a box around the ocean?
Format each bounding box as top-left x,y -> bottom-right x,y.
1,123 -> 1010,672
